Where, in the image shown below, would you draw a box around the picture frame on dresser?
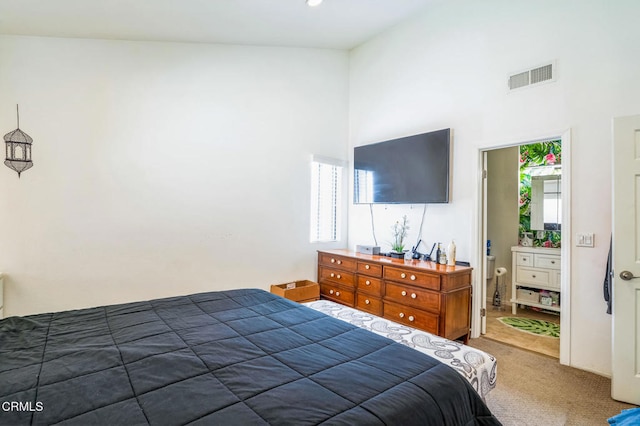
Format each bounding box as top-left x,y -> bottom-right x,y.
317,249 -> 473,343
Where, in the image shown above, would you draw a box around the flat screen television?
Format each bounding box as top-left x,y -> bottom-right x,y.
353,128 -> 451,204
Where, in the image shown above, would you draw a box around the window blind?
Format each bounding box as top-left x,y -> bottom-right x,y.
310,159 -> 343,242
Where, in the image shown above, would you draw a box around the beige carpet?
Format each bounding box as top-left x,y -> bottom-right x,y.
468,337 -> 637,425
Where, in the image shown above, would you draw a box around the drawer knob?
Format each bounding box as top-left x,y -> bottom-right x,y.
365,299 -> 370,305
411,293 -> 417,299
336,291 -> 340,296
410,275 -> 416,281
331,258 -> 335,263
330,273 -> 335,278
408,316 -> 415,322
365,280 -> 371,285
329,289 -> 334,294
401,273 -> 406,278
399,313 -> 405,318
532,275 -> 536,278
523,257 -> 528,261
365,264 -> 370,270
551,260 -> 556,264
337,260 -> 342,265
336,274 -> 341,279
401,290 -> 407,296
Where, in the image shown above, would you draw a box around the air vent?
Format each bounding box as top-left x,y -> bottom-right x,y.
508,62 -> 555,91
509,71 -> 530,90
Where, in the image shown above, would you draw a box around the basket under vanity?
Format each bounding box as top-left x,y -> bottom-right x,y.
510,246 -> 561,314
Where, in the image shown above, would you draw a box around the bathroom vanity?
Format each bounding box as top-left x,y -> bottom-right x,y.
510,246 -> 561,314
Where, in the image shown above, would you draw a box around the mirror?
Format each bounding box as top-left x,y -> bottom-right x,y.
530,175 -> 561,230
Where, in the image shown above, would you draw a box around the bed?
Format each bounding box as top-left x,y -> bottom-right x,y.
303,300 -> 497,401
0,289 -> 500,425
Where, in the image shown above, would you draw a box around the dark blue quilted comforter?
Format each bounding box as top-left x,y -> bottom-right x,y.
0,289 -> 500,425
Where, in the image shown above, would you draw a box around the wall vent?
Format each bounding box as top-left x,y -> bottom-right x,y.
508,62 -> 555,91
509,71 -> 530,90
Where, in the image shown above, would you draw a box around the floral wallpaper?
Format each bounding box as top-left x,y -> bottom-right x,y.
519,141 -> 562,248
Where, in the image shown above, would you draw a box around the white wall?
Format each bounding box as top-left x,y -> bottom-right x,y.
348,0 -> 640,376
0,35 -> 349,316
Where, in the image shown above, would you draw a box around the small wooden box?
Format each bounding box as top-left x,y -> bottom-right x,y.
271,280 -> 320,303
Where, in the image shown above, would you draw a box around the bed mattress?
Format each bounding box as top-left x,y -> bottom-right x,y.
303,299 -> 497,400
0,289 -> 500,425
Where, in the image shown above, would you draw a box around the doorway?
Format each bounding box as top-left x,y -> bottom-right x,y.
475,131 -> 571,365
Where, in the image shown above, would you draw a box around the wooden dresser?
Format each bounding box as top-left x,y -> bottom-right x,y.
317,249 -> 473,342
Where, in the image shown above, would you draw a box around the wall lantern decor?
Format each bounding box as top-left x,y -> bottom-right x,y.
4,105 -> 33,177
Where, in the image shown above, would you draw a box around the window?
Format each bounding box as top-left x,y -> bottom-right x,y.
354,168 -> 374,204
310,156 -> 344,242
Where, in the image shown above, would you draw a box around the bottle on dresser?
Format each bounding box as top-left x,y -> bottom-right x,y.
447,240 -> 456,266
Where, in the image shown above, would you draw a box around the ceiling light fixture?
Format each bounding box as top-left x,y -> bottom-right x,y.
307,0 -> 323,7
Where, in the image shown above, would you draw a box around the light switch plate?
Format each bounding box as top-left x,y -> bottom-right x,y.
576,233 -> 595,247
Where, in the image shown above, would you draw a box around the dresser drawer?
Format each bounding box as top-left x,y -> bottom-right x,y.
516,253 -> 533,267
356,275 -> 383,296
516,266 -> 551,286
384,282 -> 440,313
319,266 -> 355,288
356,294 -> 383,315
320,283 -> 355,306
534,254 -> 560,270
384,266 -> 440,291
383,302 -> 439,334
357,261 -> 383,277
318,253 -> 357,271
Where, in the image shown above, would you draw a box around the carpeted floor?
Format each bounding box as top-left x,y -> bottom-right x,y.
468,337 -> 637,426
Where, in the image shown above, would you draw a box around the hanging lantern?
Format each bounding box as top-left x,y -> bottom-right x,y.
4,105 -> 33,178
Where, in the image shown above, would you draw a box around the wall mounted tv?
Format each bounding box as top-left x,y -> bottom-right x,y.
354,128 -> 451,204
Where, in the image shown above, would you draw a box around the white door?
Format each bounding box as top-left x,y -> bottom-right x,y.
612,114 -> 640,405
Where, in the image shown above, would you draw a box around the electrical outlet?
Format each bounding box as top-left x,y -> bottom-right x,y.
576,233 -> 595,247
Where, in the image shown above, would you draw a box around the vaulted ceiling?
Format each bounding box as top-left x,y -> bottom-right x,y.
0,0 -> 434,49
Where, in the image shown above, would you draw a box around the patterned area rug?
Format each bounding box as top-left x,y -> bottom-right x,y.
498,317 -> 560,338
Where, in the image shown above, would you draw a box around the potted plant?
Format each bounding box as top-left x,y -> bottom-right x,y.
389,215 -> 409,258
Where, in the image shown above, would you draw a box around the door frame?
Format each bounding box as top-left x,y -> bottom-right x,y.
472,129 -> 571,366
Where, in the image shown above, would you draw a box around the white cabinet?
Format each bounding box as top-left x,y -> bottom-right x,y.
511,246 -> 561,314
